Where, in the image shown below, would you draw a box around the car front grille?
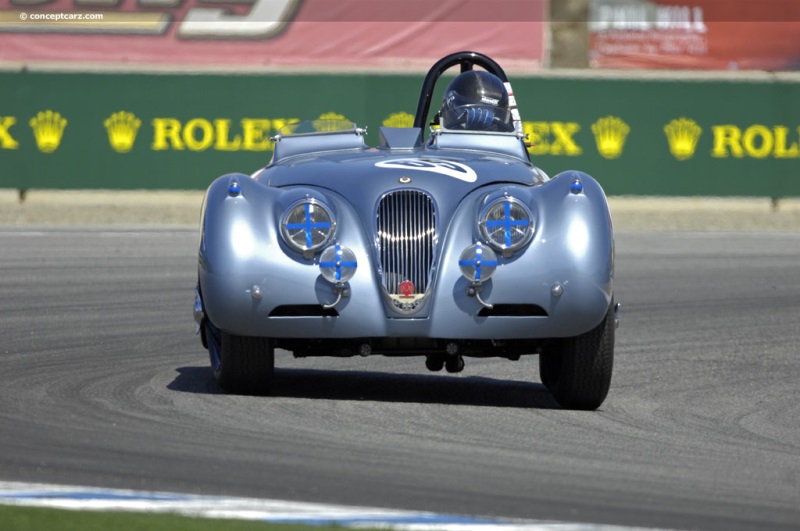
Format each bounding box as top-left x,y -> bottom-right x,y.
376,190 -> 437,313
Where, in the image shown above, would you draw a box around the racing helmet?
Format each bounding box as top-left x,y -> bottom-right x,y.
440,70 -> 514,132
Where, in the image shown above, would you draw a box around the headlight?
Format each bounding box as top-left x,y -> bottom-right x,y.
280,199 -> 335,257
479,196 -> 534,254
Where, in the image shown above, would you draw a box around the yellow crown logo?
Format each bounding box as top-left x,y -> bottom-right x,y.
591,116 -> 630,159
382,112 -> 414,128
29,110 -> 67,153
664,117 -> 702,160
104,111 -> 141,153
313,112 -> 351,132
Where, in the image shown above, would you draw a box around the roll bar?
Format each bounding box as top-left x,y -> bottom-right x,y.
412,51 -> 509,132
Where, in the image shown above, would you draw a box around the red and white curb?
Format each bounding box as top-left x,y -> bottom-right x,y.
0,481 -> 661,530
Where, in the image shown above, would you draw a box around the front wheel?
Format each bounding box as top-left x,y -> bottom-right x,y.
539,301 -> 614,410
211,329 -> 275,396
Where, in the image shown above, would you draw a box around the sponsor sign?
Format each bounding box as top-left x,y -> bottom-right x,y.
17,109 -> 794,162
0,0 -> 546,69
589,0 -> 800,70
0,70 -> 798,196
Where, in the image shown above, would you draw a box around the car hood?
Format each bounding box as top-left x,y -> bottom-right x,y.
256,150 -> 541,238
259,149 -> 537,199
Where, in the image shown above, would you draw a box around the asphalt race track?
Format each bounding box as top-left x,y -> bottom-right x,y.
0,227 -> 798,531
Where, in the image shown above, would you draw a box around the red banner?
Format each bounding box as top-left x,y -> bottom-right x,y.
0,0 -> 545,70
589,0 -> 800,70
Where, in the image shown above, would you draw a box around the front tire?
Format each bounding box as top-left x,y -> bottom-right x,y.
539,301 -> 614,410
214,332 -> 275,396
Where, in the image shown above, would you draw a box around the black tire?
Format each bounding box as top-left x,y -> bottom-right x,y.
538,347 -> 559,390
215,332 -> 275,396
425,354 -> 445,372
538,301 -> 614,410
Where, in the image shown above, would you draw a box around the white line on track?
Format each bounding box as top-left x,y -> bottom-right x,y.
0,481 -> 666,530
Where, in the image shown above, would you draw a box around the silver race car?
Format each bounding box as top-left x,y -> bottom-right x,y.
195,51 -> 618,410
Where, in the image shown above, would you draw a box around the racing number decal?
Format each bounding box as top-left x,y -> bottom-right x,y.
375,159 -> 477,182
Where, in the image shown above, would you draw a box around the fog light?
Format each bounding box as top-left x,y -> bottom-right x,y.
458,242 -> 498,283
319,243 -> 357,283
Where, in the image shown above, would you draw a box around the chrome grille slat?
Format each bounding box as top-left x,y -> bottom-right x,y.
377,190 -> 436,312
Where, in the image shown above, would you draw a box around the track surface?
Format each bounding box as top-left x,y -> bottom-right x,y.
0,228 -> 798,531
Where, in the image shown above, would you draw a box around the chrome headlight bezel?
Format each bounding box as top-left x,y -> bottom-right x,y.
478,195 -> 534,254
280,198 -> 336,257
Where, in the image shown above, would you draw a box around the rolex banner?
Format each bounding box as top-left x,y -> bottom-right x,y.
0,0 -> 545,70
589,0 -> 800,70
0,70 -> 799,196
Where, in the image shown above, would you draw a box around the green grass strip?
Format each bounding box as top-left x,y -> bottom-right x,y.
0,505 -> 380,531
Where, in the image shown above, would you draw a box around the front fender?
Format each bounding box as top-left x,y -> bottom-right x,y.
198,174 -> 387,335
429,170 -> 614,337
